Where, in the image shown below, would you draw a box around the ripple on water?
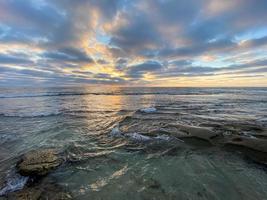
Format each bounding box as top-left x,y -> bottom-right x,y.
1,88 -> 267,199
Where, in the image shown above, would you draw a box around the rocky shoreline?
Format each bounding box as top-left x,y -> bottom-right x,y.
114,109 -> 267,166
1,107 -> 267,199
0,149 -> 71,200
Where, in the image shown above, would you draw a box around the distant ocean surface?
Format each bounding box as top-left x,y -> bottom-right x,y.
1,87 -> 267,199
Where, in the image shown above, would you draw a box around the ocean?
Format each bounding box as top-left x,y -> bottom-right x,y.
0,87 -> 267,199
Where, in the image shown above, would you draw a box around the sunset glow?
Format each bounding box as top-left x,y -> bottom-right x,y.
0,0 -> 267,86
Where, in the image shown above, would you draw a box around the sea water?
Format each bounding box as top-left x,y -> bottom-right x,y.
0,87 -> 267,199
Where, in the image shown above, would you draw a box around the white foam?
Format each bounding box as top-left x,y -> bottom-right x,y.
125,133 -> 151,142
110,127 -> 174,143
139,107 -> 157,113
0,174 -> 28,196
110,126 -> 122,137
155,134 -> 170,141
0,111 -> 61,118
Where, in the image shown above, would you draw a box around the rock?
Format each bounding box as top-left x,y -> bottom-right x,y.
17,149 -> 63,176
224,136 -> 267,166
225,136 -> 267,153
7,177 -> 72,200
7,187 -> 72,200
166,124 -> 219,143
40,191 -> 72,200
7,188 -> 41,200
0,179 -> 5,193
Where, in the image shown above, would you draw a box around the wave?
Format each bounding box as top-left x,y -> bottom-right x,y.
0,109 -> 132,118
110,125 -> 171,142
0,90 -> 233,99
139,107 -> 157,113
0,111 -> 62,118
0,92 -> 96,99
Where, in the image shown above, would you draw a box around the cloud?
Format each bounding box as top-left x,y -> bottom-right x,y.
97,59 -> 109,65
0,53 -> 33,65
0,0 -> 267,86
109,14 -> 162,55
126,60 -> 163,78
41,47 -> 94,63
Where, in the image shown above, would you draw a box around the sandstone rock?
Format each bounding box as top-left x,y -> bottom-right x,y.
225,136 -> 267,153
17,149 -> 63,176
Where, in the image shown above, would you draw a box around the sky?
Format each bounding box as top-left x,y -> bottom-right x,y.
0,0 -> 267,87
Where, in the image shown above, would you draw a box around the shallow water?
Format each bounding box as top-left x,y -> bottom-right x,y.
0,87 -> 267,199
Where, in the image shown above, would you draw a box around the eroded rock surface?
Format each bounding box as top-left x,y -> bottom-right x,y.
17,149 -> 63,176
225,136 -> 267,153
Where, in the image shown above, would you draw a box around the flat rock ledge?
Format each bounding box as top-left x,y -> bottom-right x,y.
17,149 -> 63,177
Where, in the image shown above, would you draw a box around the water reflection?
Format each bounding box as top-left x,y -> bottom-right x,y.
0,87 -> 267,199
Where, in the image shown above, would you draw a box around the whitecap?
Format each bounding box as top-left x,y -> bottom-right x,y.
0,111 -> 61,118
125,133 -> 151,142
139,107 -> 157,113
155,134 -> 170,141
110,126 -> 122,137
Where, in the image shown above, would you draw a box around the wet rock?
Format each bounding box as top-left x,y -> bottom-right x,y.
7,178 -> 72,200
146,179 -> 161,190
7,187 -> 72,200
0,179 -> 5,193
17,149 -> 63,176
7,188 -> 42,200
224,136 -> 267,166
167,124 -> 219,144
225,136 -> 267,153
40,191 -> 72,200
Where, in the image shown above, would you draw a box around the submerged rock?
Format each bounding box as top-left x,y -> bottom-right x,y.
7,188 -> 42,200
7,178 -> 72,200
17,149 -> 63,176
